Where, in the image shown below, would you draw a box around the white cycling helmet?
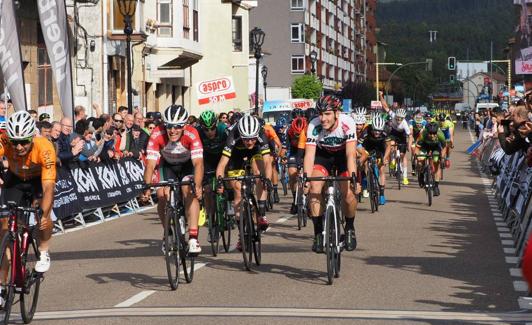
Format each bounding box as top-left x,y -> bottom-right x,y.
354,107 -> 367,116
353,113 -> 366,125
163,105 -> 189,125
372,115 -> 386,131
395,109 -> 407,118
7,111 -> 36,139
238,114 -> 260,139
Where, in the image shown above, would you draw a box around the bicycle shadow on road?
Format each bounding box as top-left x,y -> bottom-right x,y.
86,272 -> 171,291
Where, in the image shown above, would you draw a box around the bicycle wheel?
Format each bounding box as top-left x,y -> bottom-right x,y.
368,165 -> 376,214
207,210 -> 217,257
324,206 -> 336,285
425,165 -> 433,207
253,216 -> 262,266
0,234 -> 15,324
179,214 -> 195,284
334,207 -> 342,279
295,185 -> 302,230
239,201 -> 253,271
396,163 -> 402,190
164,207 -> 180,290
20,230 -> 42,324
281,169 -> 288,196
373,166 -> 380,212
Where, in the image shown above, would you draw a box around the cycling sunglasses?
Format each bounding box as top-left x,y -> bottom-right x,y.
9,137 -> 32,146
203,126 -> 217,132
165,123 -> 186,130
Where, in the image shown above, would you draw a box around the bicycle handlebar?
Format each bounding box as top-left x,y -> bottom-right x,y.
0,204 -> 41,216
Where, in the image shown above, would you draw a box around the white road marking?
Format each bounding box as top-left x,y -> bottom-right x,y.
499,233 -> 512,239
519,297 -> 532,310
504,247 -> 516,255
506,256 -> 519,264
497,227 -> 511,233
513,281 -> 529,292
276,215 -> 294,224
501,240 -> 515,246
495,222 -> 506,227
28,307 -> 532,322
114,291 -> 156,308
510,268 -> 522,277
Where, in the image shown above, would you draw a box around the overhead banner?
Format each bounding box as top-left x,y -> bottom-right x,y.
53,159 -> 145,219
262,99 -> 314,113
515,46 -> 532,75
0,0 -> 27,111
196,76 -> 237,106
37,0 -> 74,118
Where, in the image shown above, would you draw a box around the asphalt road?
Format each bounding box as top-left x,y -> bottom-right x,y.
12,128 -> 529,324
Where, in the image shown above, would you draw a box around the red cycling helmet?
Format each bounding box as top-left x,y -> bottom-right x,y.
315,95 -> 342,112
291,116 -> 307,134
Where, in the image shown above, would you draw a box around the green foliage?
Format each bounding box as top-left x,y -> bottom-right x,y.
340,81 -> 376,108
377,0 -> 515,103
291,75 -> 323,99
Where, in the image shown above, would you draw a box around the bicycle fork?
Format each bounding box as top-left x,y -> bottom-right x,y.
322,186 -> 342,251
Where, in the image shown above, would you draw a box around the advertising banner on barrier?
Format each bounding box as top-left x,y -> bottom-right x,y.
262,99 -> 314,113
53,159 -> 145,219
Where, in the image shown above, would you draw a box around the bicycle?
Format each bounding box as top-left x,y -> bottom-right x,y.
367,153 -> 381,213
220,170 -> 264,271
279,159 -> 288,196
295,168 -> 308,230
204,172 -> 233,256
389,144 -> 402,190
420,153 -> 435,207
303,172 -> 356,285
145,180 -> 197,290
0,197 -> 43,324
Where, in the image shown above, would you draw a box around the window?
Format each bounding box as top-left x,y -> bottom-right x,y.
183,0 -> 190,39
193,0 -> 199,41
232,16 -> 242,51
291,55 -> 305,73
37,28 -> 52,107
291,0 -> 304,10
157,0 -> 172,37
111,0 -> 138,32
291,23 -> 304,43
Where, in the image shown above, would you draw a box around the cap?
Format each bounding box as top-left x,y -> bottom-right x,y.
39,113 -> 51,121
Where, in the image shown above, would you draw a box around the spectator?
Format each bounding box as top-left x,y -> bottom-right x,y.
112,113 -> 124,131
497,105 -> 530,155
39,113 -> 50,122
122,114 -> 148,154
0,101 -> 6,122
134,112 -> 145,128
80,124 -> 102,163
50,122 -> 61,142
67,133 -> 84,167
118,106 -> 129,120
57,117 -> 81,165
99,127 -> 122,162
28,110 -> 38,121
219,112 -> 228,126
124,125 -> 145,159
37,121 -> 52,139
188,115 -> 198,127
74,105 -> 86,126
146,121 -> 156,133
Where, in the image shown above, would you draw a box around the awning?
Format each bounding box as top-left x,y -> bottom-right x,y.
150,47 -> 202,70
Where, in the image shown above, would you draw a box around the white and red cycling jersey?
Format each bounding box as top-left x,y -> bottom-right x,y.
306,114 -> 357,153
146,125 -> 203,165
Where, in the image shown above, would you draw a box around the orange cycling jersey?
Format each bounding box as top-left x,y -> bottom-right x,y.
0,134 -> 56,182
263,124 -> 282,149
297,126 -> 307,150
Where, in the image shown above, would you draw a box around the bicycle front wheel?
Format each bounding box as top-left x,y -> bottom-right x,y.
164,208 -> 180,290
207,210 -> 218,257
20,231 -> 42,324
426,165 -> 433,207
218,195 -> 232,253
324,206 -> 337,285
0,234 -> 15,324
178,215 -> 195,284
239,201 -> 254,271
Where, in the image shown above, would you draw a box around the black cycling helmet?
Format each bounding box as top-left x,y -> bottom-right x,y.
427,122 -> 439,134
306,107 -> 318,121
291,108 -> 305,119
437,113 -> 446,122
315,95 -> 342,112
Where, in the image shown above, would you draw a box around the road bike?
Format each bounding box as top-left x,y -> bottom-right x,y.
303,172 -> 356,285
0,195 -> 43,324
389,144 -> 402,190
420,153 -> 436,207
367,153 -> 381,213
279,159 -> 288,196
204,172 -> 233,256
146,180 -> 197,290
295,169 -> 308,230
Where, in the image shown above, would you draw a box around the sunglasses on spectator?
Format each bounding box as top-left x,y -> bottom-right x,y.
114,119 -> 123,123
9,138 -> 32,146
166,123 -> 186,130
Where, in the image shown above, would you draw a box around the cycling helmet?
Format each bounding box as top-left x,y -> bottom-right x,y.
353,113 -> 367,125
238,114 -> 260,139
291,117 -> 307,134
395,109 -> 407,118
315,95 -> 342,112
7,111 -> 36,139
424,112 -> 433,119
427,122 -> 439,134
291,108 -> 305,119
199,110 -> 217,129
163,105 -> 189,125
306,107 -> 318,121
230,112 -> 242,125
414,115 -> 424,124
372,115 -> 386,131
354,107 -> 367,116
276,117 -> 288,129
437,113 -> 446,122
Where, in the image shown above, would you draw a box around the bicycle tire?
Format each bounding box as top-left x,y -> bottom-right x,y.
20,231 -> 42,324
253,218 -> 262,266
0,234 -> 15,324
426,165 -> 433,207
164,207 -> 180,290
397,163 -> 402,190
207,211 -> 217,257
369,164 -> 376,214
334,206 -> 342,279
324,206 -> 336,285
178,214 -> 194,283
373,165 -> 380,212
218,195 -> 231,253
239,201 -> 253,271
295,184 -> 302,230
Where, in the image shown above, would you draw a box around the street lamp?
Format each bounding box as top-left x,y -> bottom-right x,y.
261,66 -> 268,102
250,27 -> 265,115
310,50 -> 318,75
117,0 -> 137,114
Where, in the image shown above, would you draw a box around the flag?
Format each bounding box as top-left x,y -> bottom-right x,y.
37,0 -> 74,118
0,0 -> 27,111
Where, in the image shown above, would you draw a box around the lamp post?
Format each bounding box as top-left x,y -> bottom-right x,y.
261,66 -> 268,102
118,0 -> 137,114
310,50 -> 318,75
250,27 -> 265,115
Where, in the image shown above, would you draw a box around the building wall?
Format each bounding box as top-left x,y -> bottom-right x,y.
365,0 -> 377,84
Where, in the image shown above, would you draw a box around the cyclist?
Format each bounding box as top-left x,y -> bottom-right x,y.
382,105 -> 412,185
437,113 -> 454,168
0,111 -> 56,273
361,115 -> 391,205
285,116 -> 307,214
196,110 -> 227,237
303,95 -> 359,253
262,119 -> 283,203
142,105 -> 204,254
216,114 -> 273,245
414,122 -> 446,196
409,113 -> 427,175
353,108 -> 370,198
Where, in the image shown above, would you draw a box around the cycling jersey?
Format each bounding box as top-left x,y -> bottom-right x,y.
146,125 -> 203,165
362,125 -> 390,156
273,125 -> 287,147
416,129 -> 446,149
410,120 -> 427,141
306,114 -> 357,153
263,123 -> 282,154
439,120 -> 454,131
196,123 -> 227,172
0,134 -> 56,182
388,112 -> 411,136
222,126 -> 270,159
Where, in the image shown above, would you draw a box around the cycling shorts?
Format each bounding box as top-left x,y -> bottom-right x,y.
389,129 -> 408,145
154,159 -> 194,183
1,171 -> 42,205
417,145 -> 442,162
226,147 -> 263,177
442,129 -> 451,141
313,148 -> 348,177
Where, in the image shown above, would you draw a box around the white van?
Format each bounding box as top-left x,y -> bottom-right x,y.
476,102 -> 499,113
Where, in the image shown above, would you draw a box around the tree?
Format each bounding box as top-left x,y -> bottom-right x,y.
340,81 -> 375,108
291,75 -> 323,99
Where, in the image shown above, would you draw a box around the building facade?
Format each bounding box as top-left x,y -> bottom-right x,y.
365,0 -> 377,84
249,0 -> 370,100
